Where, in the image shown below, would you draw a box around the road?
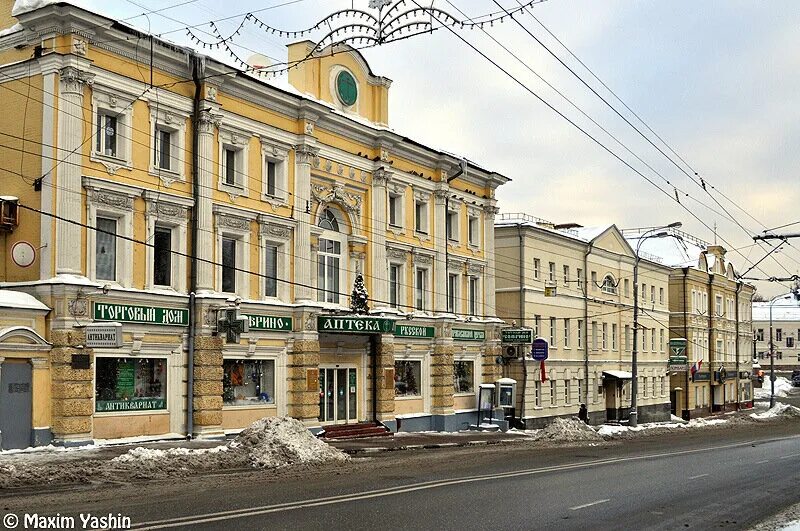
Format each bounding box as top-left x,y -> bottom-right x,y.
2,421 -> 800,531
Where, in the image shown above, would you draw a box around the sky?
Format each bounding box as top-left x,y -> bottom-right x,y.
25,0 -> 800,297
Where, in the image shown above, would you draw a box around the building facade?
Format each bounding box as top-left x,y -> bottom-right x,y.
495,214 -> 673,427
752,299 -> 800,372
0,1 -> 508,447
627,230 -> 755,419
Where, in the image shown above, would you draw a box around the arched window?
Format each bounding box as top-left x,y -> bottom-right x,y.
601,275 -> 617,295
317,207 -> 345,304
318,208 -> 340,232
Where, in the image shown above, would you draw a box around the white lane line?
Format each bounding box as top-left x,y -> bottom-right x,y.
756,460 -> 769,464
570,499 -> 610,511
689,474 -> 709,480
779,454 -> 800,459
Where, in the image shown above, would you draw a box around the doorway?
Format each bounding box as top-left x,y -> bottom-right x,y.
0,360 -> 32,450
318,367 -> 358,424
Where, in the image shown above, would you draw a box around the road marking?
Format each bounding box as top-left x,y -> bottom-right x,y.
570,499 -> 610,511
756,460 -> 769,464
778,453 -> 800,459
127,434 -> 800,530
689,474 -> 709,480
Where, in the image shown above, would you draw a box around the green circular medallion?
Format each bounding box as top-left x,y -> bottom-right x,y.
336,70 -> 358,107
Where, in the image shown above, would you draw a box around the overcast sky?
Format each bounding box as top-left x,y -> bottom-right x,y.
66,0 -> 800,297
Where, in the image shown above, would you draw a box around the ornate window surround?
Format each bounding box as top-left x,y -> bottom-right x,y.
387,180 -> 407,236
260,138 -> 291,209
258,213 -> 294,302
217,125 -> 251,200
143,190 -> 193,292
213,204 -> 256,296
90,85 -> 135,175
148,103 -> 188,186
328,64 -> 360,114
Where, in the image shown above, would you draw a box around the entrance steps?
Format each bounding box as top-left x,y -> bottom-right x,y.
320,422 -> 391,439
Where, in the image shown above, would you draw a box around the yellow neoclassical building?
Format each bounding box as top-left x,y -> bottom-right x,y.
0,0 -> 508,446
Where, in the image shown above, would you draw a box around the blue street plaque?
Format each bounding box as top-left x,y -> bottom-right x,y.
532,338 -> 549,361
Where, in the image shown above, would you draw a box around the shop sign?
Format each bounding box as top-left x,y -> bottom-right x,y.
85,322 -> 123,348
452,328 -> 486,341
318,316 -> 395,334
501,328 -> 533,344
94,303 -> 189,326
668,363 -> 688,372
244,314 -> 293,331
692,371 -> 711,382
669,338 -> 687,358
531,338 -> 549,361
669,355 -> 688,365
394,324 -> 435,338
95,398 -> 166,412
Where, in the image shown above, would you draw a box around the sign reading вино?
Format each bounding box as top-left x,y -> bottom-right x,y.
452,328 -> 486,341
394,324 -> 435,338
318,316 -> 395,334
94,303 -> 189,326
244,314 -> 293,331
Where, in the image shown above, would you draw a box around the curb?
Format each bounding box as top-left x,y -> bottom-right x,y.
340,436 -> 531,455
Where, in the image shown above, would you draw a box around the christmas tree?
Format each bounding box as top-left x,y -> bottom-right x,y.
350,273 -> 370,314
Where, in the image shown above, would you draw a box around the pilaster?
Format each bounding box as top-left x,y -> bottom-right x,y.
370,168 -> 391,308
192,334 -> 224,437
483,204 -> 500,317
50,329 -> 94,445
293,144 -> 319,301
433,188 -> 449,314
430,324 -> 455,415
287,308 -> 320,422
196,109 -> 221,292
373,333 -> 395,421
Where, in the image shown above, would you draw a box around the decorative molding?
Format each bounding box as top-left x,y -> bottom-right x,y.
206,86 -> 218,102
259,217 -> 293,240
467,260 -> 485,275
59,66 -> 94,94
89,189 -> 134,211
325,160 -> 333,172
446,197 -> 462,213
198,110 -> 222,135
388,181 -> 407,194
295,145 -> 320,166
337,164 -> 344,176
67,298 -> 88,317
413,189 -> 431,202
483,204 -> 500,217
73,39 -> 87,56
304,121 -> 315,135
311,183 -> 363,215
360,171 -> 368,183
216,213 -> 251,232
148,200 -> 189,223
467,205 -> 483,218
434,189 -> 450,205
372,167 -> 391,187
412,252 -> 434,266
304,313 -> 318,331
380,148 -> 390,162
386,247 -> 409,260
97,159 -> 124,176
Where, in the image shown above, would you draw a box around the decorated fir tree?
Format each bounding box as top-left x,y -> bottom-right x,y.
350,273 -> 370,314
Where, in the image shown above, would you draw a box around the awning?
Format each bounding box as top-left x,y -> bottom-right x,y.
603,370 -> 633,380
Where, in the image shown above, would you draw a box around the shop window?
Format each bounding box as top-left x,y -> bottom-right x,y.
95,358 -> 167,412
222,359 -> 275,405
95,217 -> 117,281
453,360 -> 474,393
153,226 -> 172,287
394,360 -> 421,397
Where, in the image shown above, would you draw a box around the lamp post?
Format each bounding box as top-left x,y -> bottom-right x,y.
630,222 -> 682,427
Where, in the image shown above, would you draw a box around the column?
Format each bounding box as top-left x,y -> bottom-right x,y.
55,67 -> 94,275
50,329 -> 94,445
195,110 -> 220,292
483,204 -> 500,317
370,169 -> 391,308
433,188 -> 449,314
192,335 -> 224,437
293,145 -> 319,301
30,358 -> 52,446
482,323 -> 502,384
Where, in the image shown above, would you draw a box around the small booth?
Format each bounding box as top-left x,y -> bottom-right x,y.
496,377 -> 517,424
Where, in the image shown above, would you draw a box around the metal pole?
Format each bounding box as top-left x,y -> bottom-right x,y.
769,299 -> 775,409
630,253 -> 640,427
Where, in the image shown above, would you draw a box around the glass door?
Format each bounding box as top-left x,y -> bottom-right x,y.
318,367 -> 357,424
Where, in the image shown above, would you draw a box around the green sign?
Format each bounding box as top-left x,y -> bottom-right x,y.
669,356 -> 688,364
94,302 -> 189,326
669,338 -> 687,357
453,328 -> 486,342
336,70 -> 358,106
96,398 -> 166,412
244,314 -> 293,331
318,316 -> 395,334
395,324 -> 435,338
502,329 -> 533,344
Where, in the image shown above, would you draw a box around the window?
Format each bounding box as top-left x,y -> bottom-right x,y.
389,194 -> 402,228
264,159 -> 277,196
222,359 -> 275,405
577,379 -> 583,404
415,199 -> 428,234
549,317 -> 556,347
563,265 -> 570,286
453,360 -> 474,393
534,315 -> 541,337
534,381 -> 542,407
577,268 -> 583,290
261,144 -> 289,202
317,238 -> 341,303
550,380 -> 557,406
642,328 -> 647,352
660,329 -> 665,352
776,329 -> 783,342
591,271 -> 597,291
624,279 -> 630,297
716,295 -> 723,316
716,338 -> 724,359
602,323 -> 608,349
468,215 -> 479,246
755,329 -> 764,341
592,321 -> 598,350
788,337 -> 795,348
533,259 -> 540,280
651,328 -> 656,351
149,107 -> 187,181
447,273 -> 459,313
221,237 -> 237,293
625,325 -> 631,351
152,226 -> 172,287
643,377 -> 649,398
394,360 -> 421,397
641,283 -> 646,299
564,319 -> 570,348
468,276 -> 479,316
650,286 -> 655,303
264,244 -> 278,297
577,320 -> 583,348
446,211 -> 459,241
96,111 -> 118,158
659,287 -> 664,304
564,380 -> 571,405
224,148 -> 237,186
549,262 -> 556,282
154,128 -> 172,171
95,217 -> 117,281
601,275 -> 617,295
95,357 -> 166,412
390,264 -> 401,308
612,323 -> 618,350
415,268 -> 428,311
218,130 -> 250,194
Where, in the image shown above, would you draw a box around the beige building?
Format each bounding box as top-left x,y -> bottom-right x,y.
752,299 -> 800,372
627,229 -> 755,418
495,214 -> 672,426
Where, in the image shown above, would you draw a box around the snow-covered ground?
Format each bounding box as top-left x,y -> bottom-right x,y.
755,376 -> 795,399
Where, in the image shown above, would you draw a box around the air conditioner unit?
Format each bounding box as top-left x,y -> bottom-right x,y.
0,196 -> 19,232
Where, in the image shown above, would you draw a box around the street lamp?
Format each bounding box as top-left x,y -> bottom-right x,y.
768,291 -> 800,408
630,222 -> 682,427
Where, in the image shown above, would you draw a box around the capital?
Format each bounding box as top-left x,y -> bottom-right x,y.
197,110 -> 222,135
483,204 -> 500,218
295,145 -> 320,166
59,66 -> 94,95
372,167 -> 392,187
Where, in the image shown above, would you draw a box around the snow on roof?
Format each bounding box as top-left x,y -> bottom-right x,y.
572,225 -> 613,242
602,370 -> 632,379
0,22 -> 22,36
0,290 -> 50,311
495,213 -> 613,244
624,232 -> 707,269
752,300 -> 800,322
11,0 -> 56,17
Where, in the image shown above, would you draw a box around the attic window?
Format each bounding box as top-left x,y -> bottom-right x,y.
601,275 -> 617,295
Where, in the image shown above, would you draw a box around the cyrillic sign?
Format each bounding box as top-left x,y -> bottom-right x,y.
244,314 -> 293,331
453,328 -> 486,341
394,324 -> 435,338
318,316 -> 395,334
668,363 -> 688,372
85,322 -> 123,348
692,371 -> 711,382
502,329 -> 533,344
96,398 -> 166,412
669,338 -> 687,358
94,303 -> 189,326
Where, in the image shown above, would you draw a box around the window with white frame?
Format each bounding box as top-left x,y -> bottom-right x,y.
218,129 -> 250,196
592,321 -> 598,350
144,193 -> 190,292
755,329 -> 764,341
152,226 -> 172,287
534,381 -> 541,407
577,268 -> 583,290
534,315 -> 541,337
264,243 -> 278,298
534,259 -> 540,280
625,324 -> 631,351
642,328 -> 647,351
550,380 -> 557,406
564,318 -> 570,348
563,265 -> 570,286
215,210 -> 252,296
591,271 -> 597,291
549,317 -> 556,347
659,287 -> 664,304
96,111 -> 119,158
651,328 -> 655,351
601,275 -> 617,295
395,360 -> 422,397
468,276 -> 480,316
221,237 -> 237,293
577,320 -> 583,348
468,214 -> 479,246
149,108 -> 187,182
262,143 -> 288,202
415,267 -> 429,311
154,128 -> 174,172
624,279 -> 630,297
776,328 -> 783,341
612,323 -> 618,350
92,90 -> 134,166
447,273 -> 459,314
389,192 -> 403,228
453,360 -> 474,393
641,283 -> 646,299
95,216 -> 117,281
716,295 -> 723,316
317,238 -> 341,303
549,262 -> 556,282
390,263 -> 402,308
223,358 -> 275,405
415,196 -> 429,234
660,329 -> 664,352
602,323 -> 608,350
650,285 -> 655,303
85,180 -> 135,287
564,379 -> 571,405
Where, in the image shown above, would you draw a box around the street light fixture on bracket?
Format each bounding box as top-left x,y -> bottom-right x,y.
630,221 -> 682,427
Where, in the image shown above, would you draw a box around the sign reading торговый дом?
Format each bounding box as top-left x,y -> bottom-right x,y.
94,302 -> 189,326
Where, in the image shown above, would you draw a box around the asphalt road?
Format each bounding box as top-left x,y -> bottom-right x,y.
3,421 -> 800,531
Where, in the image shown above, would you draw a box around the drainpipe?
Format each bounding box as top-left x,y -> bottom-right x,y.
583,242 -> 594,407
517,223 -> 527,424
683,267 -> 689,419
186,52 -> 203,439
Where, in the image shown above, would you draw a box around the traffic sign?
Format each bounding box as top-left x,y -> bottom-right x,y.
502,328 -> 533,344
532,338 -> 549,361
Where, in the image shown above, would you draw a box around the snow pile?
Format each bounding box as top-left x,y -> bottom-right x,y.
750,403 -> 800,421
113,445 -> 229,463
754,377 -> 794,399
687,417 -> 728,427
232,417 -> 348,468
534,418 -> 602,442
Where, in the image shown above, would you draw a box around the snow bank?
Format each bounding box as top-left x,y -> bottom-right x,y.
534,418 -> 603,442
754,377 -> 794,399
750,403 -> 800,420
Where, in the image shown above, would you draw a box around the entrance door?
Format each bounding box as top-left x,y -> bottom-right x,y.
0,360 -> 32,450
604,381 -> 619,422
319,367 -> 358,424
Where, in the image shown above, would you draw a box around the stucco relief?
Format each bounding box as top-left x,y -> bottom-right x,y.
310,183 -> 363,216
90,190 -> 134,211
216,213 -> 250,231
59,67 -> 94,94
